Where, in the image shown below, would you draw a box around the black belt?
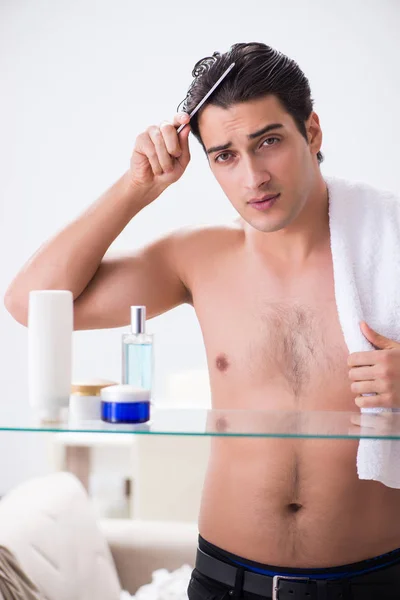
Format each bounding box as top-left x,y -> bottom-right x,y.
195,547 -> 399,599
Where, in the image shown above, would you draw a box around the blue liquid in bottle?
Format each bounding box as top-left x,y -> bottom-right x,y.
123,341 -> 153,390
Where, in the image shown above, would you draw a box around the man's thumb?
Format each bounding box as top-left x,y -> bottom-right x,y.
360,321 -> 398,349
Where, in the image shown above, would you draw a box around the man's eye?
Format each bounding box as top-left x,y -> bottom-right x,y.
262,137 -> 280,147
215,152 -> 231,164
214,138 -> 279,163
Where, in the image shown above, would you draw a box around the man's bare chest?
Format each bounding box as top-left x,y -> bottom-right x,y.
192,259 -> 352,409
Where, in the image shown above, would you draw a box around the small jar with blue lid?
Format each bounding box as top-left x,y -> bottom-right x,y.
100,384 -> 151,424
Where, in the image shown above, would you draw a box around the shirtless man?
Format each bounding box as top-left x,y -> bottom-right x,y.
5,42 -> 400,598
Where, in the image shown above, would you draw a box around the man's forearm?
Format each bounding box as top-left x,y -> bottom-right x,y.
4,171 -> 152,322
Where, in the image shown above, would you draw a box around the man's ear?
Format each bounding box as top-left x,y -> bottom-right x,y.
307,111 -> 323,155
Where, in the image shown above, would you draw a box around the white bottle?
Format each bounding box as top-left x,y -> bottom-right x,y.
28,290 -> 73,421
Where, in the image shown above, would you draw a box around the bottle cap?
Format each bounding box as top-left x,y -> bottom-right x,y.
130,306 -> 146,334
71,379 -> 117,397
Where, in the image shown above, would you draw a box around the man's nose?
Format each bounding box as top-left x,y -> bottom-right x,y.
242,155 -> 271,190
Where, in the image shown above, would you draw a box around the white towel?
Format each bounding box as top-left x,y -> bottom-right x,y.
327,175 -> 400,488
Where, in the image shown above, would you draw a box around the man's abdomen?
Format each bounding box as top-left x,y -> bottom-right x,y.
198,436 -> 400,568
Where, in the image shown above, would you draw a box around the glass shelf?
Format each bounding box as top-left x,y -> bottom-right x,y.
2,406 -> 400,439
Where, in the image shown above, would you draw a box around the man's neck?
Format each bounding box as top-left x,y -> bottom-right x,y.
245,175 -> 329,267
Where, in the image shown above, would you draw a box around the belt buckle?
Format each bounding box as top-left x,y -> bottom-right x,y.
272,575 -> 310,600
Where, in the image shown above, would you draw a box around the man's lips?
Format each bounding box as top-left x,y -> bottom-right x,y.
248,193 -> 280,205
247,193 -> 280,212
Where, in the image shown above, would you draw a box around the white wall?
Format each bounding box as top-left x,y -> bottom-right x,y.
0,0 -> 399,492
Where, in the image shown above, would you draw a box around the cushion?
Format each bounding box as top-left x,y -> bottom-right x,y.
0,472 -> 121,600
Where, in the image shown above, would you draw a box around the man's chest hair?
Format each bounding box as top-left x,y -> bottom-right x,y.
244,301 -> 345,396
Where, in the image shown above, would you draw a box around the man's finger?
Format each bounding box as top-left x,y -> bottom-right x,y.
350,413 -> 375,428
348,350 -> 384,367
172,112 -> 190,128
355,394 -> 387,408
348,366 -> 376,381
349,412 -> 395,435
351,380 -> 379,395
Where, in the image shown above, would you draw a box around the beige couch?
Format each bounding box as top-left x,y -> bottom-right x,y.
0,472 -> 198,600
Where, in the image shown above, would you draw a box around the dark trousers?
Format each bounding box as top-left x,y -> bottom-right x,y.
187,535 -> 400,600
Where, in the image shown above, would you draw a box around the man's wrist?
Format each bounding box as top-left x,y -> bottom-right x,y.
121,171 -> 161,210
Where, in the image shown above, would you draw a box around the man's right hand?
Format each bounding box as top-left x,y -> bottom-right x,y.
129,112 -> 191,200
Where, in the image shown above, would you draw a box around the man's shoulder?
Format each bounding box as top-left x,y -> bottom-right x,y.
158,221 -> 243,289
166,220 -> 244,251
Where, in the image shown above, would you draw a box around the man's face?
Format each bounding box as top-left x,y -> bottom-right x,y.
198,95 -> 322,233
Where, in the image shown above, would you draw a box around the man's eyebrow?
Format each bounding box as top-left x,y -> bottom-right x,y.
248,123 -> 284,140
206,123 -> 284,155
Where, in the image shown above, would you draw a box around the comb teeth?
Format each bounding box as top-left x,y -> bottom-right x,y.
177,62 -> 235,134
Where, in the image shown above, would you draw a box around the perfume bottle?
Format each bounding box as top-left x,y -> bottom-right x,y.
122,306 -> 153,393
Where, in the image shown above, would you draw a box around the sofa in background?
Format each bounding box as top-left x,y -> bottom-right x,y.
0,472 -> 198,600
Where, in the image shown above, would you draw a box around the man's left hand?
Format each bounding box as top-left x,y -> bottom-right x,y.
348,321 -> 400,408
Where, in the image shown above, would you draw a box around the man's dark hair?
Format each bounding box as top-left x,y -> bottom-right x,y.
180,42 -> 323,164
